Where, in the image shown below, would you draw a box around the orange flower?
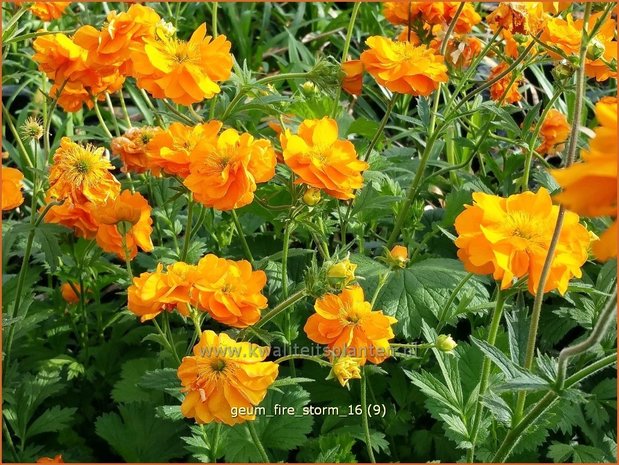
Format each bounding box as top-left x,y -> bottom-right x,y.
361,36 -> 448,96
88,4 -> 161,74
454,188 -> 590,295
111,127 -> 162,174
32,33 -> 87,83
44,200 -> 99,239
47,137 -> 120,204
537,109 -> 570,156
592,221 -> 617,262
134,23 -> 233,105
184,128 -> 276,211
93,190 -> 154,260
489,62 -> 522,105
341,60 -> 363,96
430,29 -> 483,68
30,2 -> 70,21
541,13 -> 617,82
188,254 -> 268,328
551,97 -> 617,261
280,117 -> 368,200
2,166 -> 24,211
383,2 -> 480,33
178,330 -> 278,425
148,121 -> 222,178
127,262 -> 194,321
304,285 -> 397,364
487,2 -> 546,35
396,28 -> 422,45
61,282 -> 83,305
542,2 -> 571,14
36,455 -> 64,464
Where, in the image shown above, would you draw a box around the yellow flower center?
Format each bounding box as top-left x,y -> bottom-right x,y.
163,39 -> 199,65
392,41 -> 418,61
210,358 -> 227,372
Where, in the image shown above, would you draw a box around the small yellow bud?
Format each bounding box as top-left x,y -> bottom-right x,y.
387,245 -> 409,269
328,356 -> 362,387
327,258 -> 356,288
552,60 -> 576,80
301,81 -> 317,96
303,188 -> 321,206
435,334 -> 457,353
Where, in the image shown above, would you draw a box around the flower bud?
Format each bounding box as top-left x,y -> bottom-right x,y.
61,282 -> 82,305
327,258 -> 356,288
300,81 -> 317,96
327,356 -> 362,387
551,60 -> 576,80
387,245 -> 409,269
435,334 -> 457,352
587,38 -> 605,61
303,188 -> 321,206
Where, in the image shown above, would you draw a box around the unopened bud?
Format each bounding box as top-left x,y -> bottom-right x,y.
552,61 -> 576,80
327,258 -> 356,288
301,81 -> 317,96
435,334 -> 457,352
387,245 -> 409,269
303,188 -> 321,206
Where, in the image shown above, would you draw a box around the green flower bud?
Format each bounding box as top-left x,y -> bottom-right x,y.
435,334 -> 457,352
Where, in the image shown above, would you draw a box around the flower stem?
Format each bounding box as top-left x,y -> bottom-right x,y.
152,318 -> 181,365
254,288 -> 307,329
370,272 -> 390,307
493,353 -> 616,462
119,89 -> 132,127
467,288 -> 508,462
211,423 -> 221,462
181,194 -> 194,262
231,210 -> 254,266
514,2 -> 592,422
557,288 -> 617,388
361,366 -> 376,463
93,98 -> 114,139
211,2 -> 218,37
281,220 -> 296,375
247,422 -> 269,463
360,94 -> 397,163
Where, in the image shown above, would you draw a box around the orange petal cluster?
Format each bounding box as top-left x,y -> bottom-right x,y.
280,117 -> 368,200
454,188 -> 590,295
361,36 -> 448,96
128,262 -> 194,322
383,2 -> 481,34
487,2 -> 546,35
127,254 -> 268,327
32,4 -> 161,112
341,60 -> 364,96
111,127 -> 163,174
178,331 -> 278,425
541,13 -> 617,82
93,190 -> 154,260
551,97 -> 617,261
148,121 -> 222,178
43,138 -> 154,260
184,128 -> 276,210
2,166 -> 25,211
29,2 -> 70,21
536,109 -> 570,156
304,285 -> 397,364
489,62 -> 522,105
132,23 -> 233,105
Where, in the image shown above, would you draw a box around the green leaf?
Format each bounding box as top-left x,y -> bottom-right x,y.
112,358 -> 161,404
139,368 -> 183,401
365,258 -> 490,339
26,406 -> 77,439
223,385 -> 314,462
95,403 -> 186,462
